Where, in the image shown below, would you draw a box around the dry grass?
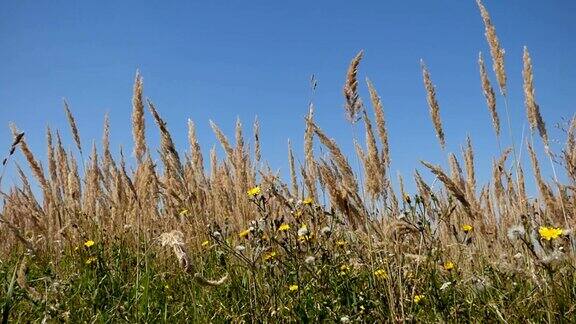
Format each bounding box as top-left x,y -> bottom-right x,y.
1,2 -> 575,322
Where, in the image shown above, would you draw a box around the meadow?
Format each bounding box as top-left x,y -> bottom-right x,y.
1,1 -> 575,322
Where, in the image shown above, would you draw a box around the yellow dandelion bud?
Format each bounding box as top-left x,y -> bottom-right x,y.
443,261 -> 454,271
539,226 -> 563,241
289,284 -> 298,292
263,251 -> 277,261
278,223 -> 290,232
239,228 -> 252,238
462,224 -> 473,233
302,197 -> 313,205
374,269 -> 387,279
84,240 -> 95,248
247,186 -> 261,197
85,256 -> 97,265
413,294 -> 424,304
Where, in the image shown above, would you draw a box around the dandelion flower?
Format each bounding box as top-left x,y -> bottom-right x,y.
539,226 -> 563,241
302,197 -> 313,205
413,294 -> 424,304
443,261 -> 454,271
374,269 -> 387,279
462,224 -> 473,233
278,223 -> 290,232
201,240 -> 210,247
247,186 -> 261,197
336,240 -> 346,247
84,240 -> 95,248
289,284 -> 299,292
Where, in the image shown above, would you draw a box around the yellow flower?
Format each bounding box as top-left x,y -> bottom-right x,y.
247,186 -> 261,197
201,240 -> 210,247
302,197 -> 313,205
289,284 -> 298,292
85,256 -> 97,265
84,240 -> 95,248
278,223 -> 290,232
179,209 -> 189,216
539,226 -> 563,241
443,261 -> 454,271
374,269 -> 387,279
413,294 -> 424,304
294,210 -> 303,218
336,240 -> 346,247
239,228 -> 252,238
263,251 -> 277,261
340,264 -> 350,271
462,224 -> 473,233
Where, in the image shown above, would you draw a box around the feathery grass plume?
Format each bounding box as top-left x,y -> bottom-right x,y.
210,120 -> 234,159
148,99 -> 183,176
362,111 -> 384,199
448,153 -> 465,192
463,136 -> 477,197
304,105 -> 317,199
420,61 -> 446,150
517,163 -> 527,210
478,52 -> 500,137
476,0 -> 507,96
187,119 -> 205,181
253,117 -> 261,164
522,46 -> 549,151
234,117 -> 249,192
63,99 -> 83,155
313,123 -> 359,198
132,71 -> 146,162
565,116 -> 576,182
366,78 -> 390,168
421,161 -> 472,213
288,140 -> 299,197
46,127 -> 59,188
527,142 -> 558,217
10,124 -> 48,191
343,50 -> 364,124
102,113 -> 115,183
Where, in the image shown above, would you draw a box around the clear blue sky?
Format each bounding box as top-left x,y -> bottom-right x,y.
1,1 -> 575,193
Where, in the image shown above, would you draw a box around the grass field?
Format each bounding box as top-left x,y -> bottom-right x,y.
1,0 -> 575,322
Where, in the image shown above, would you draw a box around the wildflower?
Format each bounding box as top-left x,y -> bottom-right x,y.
201,240 -> 210,247
340,264 -> 350,271
462,224 -> 473,233
302,197 -> 313,205
413,294 -> 424,304
340,316 -> 350,323
179,209 -> 189,216
304,256 -> 316,264
289,284 -> 299,292
235,245 -> 246,252
84,240 -> 95,248
239,228 -> 252,238
336,240 -> 346,247
278,223 -> 290,232
440,281 -> 452,290
539,226 -> 563,241
374,269 -> 387,279
247,186 -> 261,197
297,224 -> 309,237
85,256 -> 97,265
263,251 -> 277,261
443,261 -> 454,271
294,210 -> 303,218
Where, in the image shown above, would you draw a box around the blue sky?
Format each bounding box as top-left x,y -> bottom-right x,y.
1,0 -> 575,193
